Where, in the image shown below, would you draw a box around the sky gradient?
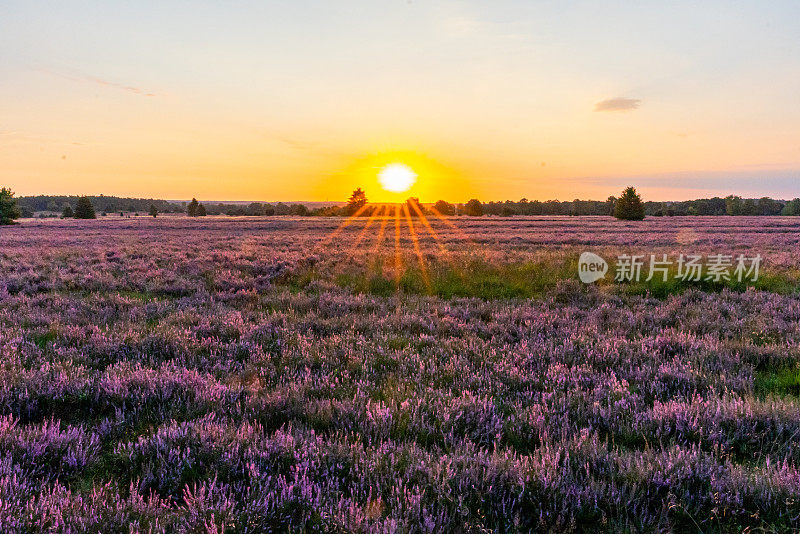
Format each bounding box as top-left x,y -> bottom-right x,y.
2,1 -> 799,202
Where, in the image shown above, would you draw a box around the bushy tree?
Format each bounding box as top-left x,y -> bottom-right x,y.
74,196 -> 96,219
725,195 -> 743,216
757,197 -> 783,216
0,188 -> 21,225
606,196 -> 617,216
245,202 -> 264,216
463,199 -> 483,216
346,188 -> 368,216
187,198 -> 199,217
782,198 -> 800,216
62,205 -> 74,218
196,203 -> 207,216
742,199 -> 758,216
433,200 -> 455,216
291,204 -> 309,216
613,187 -> 645,221
149,204 -> 158,217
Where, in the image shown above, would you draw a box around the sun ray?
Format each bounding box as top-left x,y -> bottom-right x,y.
403,203 -> 431,292
394,204 -> 403,284
371,205 -> 390,256
351,204 -> 384,254
408,199 -> 450,257
317,202 -> 373,250
428,206 -> 481,250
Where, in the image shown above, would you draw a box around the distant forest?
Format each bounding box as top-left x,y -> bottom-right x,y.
17,195 -> 318,217
15,194 -> 800,218
480,196 -> 800,217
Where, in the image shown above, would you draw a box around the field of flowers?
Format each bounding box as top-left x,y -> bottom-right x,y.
2,215 -> 800,532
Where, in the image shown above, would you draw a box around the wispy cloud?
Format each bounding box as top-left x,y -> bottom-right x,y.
594,97 -> 641,112
41,68 -> 157,97
250,126 -> 344,159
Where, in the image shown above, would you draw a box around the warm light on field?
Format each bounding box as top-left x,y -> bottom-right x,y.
378,163 -> 417,193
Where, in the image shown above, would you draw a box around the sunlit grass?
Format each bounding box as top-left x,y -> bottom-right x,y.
308,255 -> 800,300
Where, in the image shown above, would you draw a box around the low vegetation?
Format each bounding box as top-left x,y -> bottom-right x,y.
1,216 -> 800,530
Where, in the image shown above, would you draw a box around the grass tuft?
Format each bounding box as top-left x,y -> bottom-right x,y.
755,365 -> 800,397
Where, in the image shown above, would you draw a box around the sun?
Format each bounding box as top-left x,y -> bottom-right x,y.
378,163 -> 417,193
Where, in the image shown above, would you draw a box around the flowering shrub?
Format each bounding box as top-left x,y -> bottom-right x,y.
1,216 -> 800,530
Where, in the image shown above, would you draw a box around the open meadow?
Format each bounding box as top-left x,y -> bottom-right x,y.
2,215 -> 800,532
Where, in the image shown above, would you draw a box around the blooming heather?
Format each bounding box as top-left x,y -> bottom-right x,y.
1,215 -> 800,531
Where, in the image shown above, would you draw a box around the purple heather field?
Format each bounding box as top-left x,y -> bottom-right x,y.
2,215 -> 800,532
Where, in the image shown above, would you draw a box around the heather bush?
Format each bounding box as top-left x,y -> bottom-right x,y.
0,216 -> 799,531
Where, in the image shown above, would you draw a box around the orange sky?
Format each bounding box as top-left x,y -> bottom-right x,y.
1,1 -> 799,202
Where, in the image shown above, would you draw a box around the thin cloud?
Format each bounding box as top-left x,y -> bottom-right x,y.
252,127 -> 344,159
41,68 -> 157,97
594,97 -> 641,112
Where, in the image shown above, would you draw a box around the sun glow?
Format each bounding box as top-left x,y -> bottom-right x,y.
316,150 -> 468,203
378,163 -> 417,193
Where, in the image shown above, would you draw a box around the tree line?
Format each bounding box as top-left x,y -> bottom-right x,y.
338,189 -> 800,219
474,195 -> 800,217
2,189 -> 800,226
13,194 -> 318,218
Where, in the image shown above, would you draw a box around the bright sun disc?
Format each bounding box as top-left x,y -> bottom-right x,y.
378,163 -> 417,193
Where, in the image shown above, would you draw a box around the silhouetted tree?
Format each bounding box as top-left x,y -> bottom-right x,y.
62,205 -> 74,218
274,202 -> 291,215
245,202 -> 264,216
149,204 -> 158,217
433,200 -> 455,216
613,187 -> 645,221
187,198 -> 199,217
406,197 -> 423,216
501,201 -> 517,216
74,197 -> 96,219
463,199 -> 483,216
291,204 -> 309,216
197,203 -> 207,216
346,188 -> 368,216
0,188 -> 21,225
